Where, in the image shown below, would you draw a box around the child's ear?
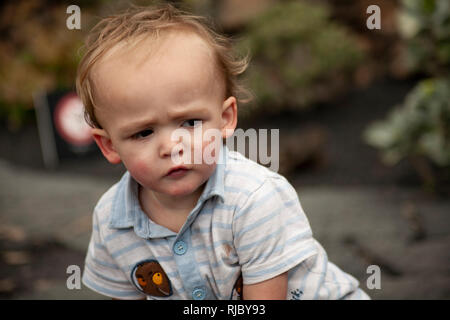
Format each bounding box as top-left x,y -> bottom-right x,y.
221,96 -> 237,139
91,128 -> 121,164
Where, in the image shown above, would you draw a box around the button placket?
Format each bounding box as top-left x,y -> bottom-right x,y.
171,229 -> 209,300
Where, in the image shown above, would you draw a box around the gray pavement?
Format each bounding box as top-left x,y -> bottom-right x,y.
1,159 -> 449,299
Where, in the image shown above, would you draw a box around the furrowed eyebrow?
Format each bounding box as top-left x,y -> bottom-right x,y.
167,107 -> 209,119
119,106 -> 210,135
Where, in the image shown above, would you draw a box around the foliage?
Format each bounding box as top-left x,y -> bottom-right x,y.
364,0 -> 450,181
396,0 -> 450,75
237,1 -> 364,114
0,1 -> 94,129
364,77 -> 450,167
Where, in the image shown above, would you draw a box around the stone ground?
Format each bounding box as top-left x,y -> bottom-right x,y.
0,157 -> 449,300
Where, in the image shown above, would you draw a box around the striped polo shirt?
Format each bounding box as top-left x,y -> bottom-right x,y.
82,144 -> 369,300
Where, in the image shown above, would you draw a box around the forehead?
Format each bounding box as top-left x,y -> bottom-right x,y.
91,30 -> 223,120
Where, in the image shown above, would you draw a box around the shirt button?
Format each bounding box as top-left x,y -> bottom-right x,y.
192,287 -> 206,300
173,240 -> 187,255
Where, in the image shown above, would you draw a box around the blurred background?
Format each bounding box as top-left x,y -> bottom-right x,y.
0,0 -> 449,299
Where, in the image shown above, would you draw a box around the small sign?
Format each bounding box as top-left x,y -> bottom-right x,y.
53,92 -> 93,148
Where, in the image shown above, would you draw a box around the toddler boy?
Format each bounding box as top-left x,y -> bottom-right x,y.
77,4 -> 369,300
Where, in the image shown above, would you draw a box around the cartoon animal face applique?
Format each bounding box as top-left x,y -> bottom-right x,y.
131,260 -> 172,297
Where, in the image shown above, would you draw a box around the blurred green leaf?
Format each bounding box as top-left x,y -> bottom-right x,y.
364,77 -> 450,167
397,0 -> 450,74
238,0 -> 364,114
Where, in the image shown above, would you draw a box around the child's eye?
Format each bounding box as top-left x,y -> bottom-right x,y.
182,119 -> 202,128
133,129 -> 153,139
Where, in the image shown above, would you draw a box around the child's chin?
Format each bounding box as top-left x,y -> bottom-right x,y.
163,184 -> 199,197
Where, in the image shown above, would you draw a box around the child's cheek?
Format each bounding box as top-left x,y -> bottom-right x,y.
201,130 -> 221,164
181,131 -> 205,164
127,159 -> 152,182
180,128 -> 221,165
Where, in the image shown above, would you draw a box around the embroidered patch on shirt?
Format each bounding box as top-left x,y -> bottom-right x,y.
131,260 -> 172,297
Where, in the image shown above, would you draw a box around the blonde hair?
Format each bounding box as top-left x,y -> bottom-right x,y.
76,3 -> 250,128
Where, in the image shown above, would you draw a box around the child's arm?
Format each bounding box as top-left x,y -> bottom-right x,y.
242,272 -> 288,300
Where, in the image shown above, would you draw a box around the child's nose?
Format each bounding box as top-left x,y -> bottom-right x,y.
159,129 -> 184,158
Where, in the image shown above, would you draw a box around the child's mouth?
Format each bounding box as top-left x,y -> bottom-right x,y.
166,166 -> 189,178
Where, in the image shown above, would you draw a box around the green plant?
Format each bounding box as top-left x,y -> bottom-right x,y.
365,78 -> 450,167
0,1 -> 97,130
397,0 -> 450,75
237,1 -> 364,115
364,0 -> 450,188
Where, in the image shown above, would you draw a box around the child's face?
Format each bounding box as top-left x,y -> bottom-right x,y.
90,31 -> 237,198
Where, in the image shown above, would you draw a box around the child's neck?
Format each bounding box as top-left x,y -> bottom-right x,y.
138,184 -> 205,233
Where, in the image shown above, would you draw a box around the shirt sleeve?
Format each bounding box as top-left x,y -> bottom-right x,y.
82,208 -> 146,300
232,176 -> 318,285
285,244 -> 371,300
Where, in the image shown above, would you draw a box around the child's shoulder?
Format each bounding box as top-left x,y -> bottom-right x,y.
225,149 -> 291,194
92,175 -> 124,220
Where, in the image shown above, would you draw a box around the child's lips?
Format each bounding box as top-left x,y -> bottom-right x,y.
166,166 -> 190,178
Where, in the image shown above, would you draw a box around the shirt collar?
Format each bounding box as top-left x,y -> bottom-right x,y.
198,143 -> 227,203
108,144 -> 228,238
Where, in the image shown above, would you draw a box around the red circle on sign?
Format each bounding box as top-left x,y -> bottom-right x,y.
53,93 -> 93,146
